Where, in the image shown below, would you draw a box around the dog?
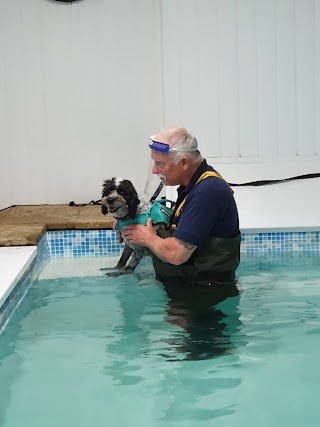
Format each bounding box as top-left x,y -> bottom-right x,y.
101,177 -> 172,276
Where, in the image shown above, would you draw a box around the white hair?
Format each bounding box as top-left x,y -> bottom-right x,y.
159,127 -> 203,164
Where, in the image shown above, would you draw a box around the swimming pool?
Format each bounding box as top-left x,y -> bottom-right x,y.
0,231 -> 320,426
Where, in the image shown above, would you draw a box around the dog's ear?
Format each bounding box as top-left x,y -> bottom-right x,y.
102,177 -> 116,198
119,180 -> 140,219
101,177 -> 116,215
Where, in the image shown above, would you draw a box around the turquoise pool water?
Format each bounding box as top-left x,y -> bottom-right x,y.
1,254 -> 320,426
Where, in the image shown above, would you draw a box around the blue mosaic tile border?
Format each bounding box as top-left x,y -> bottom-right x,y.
0,234 -> 50,334
46,230 -> 124,258
241,231 -> 320,253
45,229 -> 320,257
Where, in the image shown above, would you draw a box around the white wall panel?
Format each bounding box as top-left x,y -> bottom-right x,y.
217,0 -> 239,157
1,1 -> 31,206
0,0 -> 162,209
197,0 -> 220,158
237,0 -> 258,158
256,0 -> 278,157
22,1 -> 50,204
162,0 -> 320,168
0,12 -> 12,210
316,1 -> 320,156
276,0 -> 297,157
295,0 -> 316,156
162,0 -> 201,132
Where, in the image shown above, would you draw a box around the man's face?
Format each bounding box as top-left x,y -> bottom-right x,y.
151,150 -> 182,186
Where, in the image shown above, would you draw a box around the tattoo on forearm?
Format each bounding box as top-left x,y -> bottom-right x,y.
175,238 -> 196,251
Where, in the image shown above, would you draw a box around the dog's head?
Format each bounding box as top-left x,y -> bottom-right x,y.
101,177 -> 140,220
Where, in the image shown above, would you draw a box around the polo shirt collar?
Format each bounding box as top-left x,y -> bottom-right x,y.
177,159 -> 211,197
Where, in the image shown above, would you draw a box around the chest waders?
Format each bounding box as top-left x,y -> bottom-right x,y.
152,171 -> 241,285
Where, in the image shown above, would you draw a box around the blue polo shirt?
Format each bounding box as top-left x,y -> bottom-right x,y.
173,160 -> 239,247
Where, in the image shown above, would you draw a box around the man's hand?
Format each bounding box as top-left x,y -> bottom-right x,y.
122,219 -> 197,266
122,218 -> 155,246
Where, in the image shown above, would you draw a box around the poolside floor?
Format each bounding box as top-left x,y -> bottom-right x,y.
0,205 -> 114,247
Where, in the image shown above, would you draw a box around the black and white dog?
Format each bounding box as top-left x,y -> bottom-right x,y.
101,177 -> 170,275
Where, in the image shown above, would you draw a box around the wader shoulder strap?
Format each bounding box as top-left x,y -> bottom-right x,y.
173,171 -> 227,220
195,171 -> 225,184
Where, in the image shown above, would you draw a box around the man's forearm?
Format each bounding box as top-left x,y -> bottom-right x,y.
145,236 -> 194,266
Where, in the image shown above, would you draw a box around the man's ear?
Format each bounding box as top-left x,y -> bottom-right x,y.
181,155 -> 190,170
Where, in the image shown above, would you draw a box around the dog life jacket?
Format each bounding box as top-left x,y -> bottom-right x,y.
152,171 -> 241,285
116,199 -> 173,232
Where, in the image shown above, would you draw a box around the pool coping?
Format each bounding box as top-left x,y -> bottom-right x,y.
0,246 -> 37,309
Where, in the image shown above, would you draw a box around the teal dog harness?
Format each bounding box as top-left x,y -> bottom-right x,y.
116,200 -> 173,231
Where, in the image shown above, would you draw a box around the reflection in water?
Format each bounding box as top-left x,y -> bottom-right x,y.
162,281 -> 242,361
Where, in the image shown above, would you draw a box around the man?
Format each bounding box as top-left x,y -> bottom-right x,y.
122,127 -> 241,285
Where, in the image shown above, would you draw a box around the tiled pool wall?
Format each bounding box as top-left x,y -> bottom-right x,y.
46,229 -> 320,258
46,230 -> 124,258
241,231 -> 320,253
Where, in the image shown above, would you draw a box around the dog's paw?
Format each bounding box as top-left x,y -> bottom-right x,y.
105,270 -> 133,277
100,267 -> 120,272
104,265 -> 134,277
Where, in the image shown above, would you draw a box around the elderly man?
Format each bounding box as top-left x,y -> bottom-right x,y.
122,127 -> 241,285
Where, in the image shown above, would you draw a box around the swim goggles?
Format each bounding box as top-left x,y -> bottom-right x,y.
149,137 -> 198,153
